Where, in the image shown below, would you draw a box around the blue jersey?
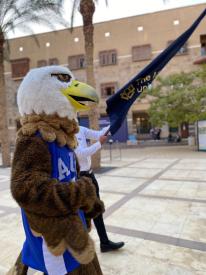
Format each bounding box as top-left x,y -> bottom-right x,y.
21,137 -> 86,275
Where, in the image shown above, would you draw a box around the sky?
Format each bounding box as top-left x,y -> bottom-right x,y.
8,0 -> 206,38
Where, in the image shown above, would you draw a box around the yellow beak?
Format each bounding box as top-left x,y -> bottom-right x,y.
61,80 -> 99,111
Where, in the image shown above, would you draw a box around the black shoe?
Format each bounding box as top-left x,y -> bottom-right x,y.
100,240 -> 125,253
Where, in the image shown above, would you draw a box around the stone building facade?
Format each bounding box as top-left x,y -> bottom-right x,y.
4,3 -> 206,143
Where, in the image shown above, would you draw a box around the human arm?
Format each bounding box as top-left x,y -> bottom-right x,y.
82,125 -> 110,141
75,134 -> 107,159
75,140 -> 101,159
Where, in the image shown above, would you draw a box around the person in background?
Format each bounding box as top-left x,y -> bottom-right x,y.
174,133 -> 181,143
75,125 -> 125,253
156,128 -> 161,140
150,128 -> 155,140
168,132 -> 173,143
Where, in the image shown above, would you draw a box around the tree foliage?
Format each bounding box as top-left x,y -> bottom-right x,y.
1,0 -> 65,36
143,66 -> 206,127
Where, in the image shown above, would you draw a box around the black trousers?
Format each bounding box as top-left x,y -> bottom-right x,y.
80,171 -> 109,244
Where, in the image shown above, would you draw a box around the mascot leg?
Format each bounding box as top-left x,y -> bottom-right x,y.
6,252 -> 28,275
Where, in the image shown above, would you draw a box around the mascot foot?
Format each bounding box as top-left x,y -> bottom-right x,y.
6,252 -> 28,275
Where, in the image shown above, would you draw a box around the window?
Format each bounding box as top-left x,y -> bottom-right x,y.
132,45 -> 151,62
9,118 -> 13,126
101,82 -> 117,98
37,58 -> 59,67
49,58 -> 59,65
200,35 -> 206,56
169,126 -> 178,133
168,40 -> 188,55
68,55 -> 85,70
133,112 -> 151,134
11,58 -> 30,79
37,59 -> 47,67
99,50 -> 117,66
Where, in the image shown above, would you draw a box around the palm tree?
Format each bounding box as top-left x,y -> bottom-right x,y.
0,0 -> 66,167
71,1 -> 166,170
71,0 -> 108,169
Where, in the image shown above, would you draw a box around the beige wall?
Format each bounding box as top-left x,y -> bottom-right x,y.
5,3 -> 206,142
6,4 -> 206,71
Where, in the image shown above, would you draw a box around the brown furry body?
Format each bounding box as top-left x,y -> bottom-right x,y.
10,114 -> 104,274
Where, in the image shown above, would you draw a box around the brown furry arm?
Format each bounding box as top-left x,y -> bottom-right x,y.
11,135 -> 97,216
84,199 -> 105,231
84,199 -> 105,219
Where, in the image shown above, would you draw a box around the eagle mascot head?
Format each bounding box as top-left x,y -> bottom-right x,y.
17,65 -> 98,119
16,65 -> 98,148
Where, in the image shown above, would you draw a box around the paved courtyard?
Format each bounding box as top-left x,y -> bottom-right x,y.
1,145 -> 206,274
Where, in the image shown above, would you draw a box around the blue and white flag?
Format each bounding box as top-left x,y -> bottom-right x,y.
106,9 -> 206,135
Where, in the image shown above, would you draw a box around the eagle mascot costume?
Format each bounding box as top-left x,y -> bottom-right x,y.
9,65 -> 104,275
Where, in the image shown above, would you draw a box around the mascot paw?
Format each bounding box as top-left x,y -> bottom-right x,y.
67,236 -> 95,264
47,240 -> 67,256
85,199 -> 105,219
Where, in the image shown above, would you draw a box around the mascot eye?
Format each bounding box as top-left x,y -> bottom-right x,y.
51,73 -> 72,83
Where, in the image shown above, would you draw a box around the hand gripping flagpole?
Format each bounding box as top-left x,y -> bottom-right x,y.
104,129 -> 110,136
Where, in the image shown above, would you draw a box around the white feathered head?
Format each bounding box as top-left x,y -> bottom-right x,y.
17,65 -> 98,119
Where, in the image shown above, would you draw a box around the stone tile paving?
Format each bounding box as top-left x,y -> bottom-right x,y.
1,146 -> 206,274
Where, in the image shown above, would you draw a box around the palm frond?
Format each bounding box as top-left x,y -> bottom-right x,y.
12,24 -> 41,47
94,0 -> 108,6
1,0 -> 67,34
5,11 -> 67,33
0,0 -> 16,25
70,0 -> 80,31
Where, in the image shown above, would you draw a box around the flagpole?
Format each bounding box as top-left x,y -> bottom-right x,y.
105,129 -> 110,136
